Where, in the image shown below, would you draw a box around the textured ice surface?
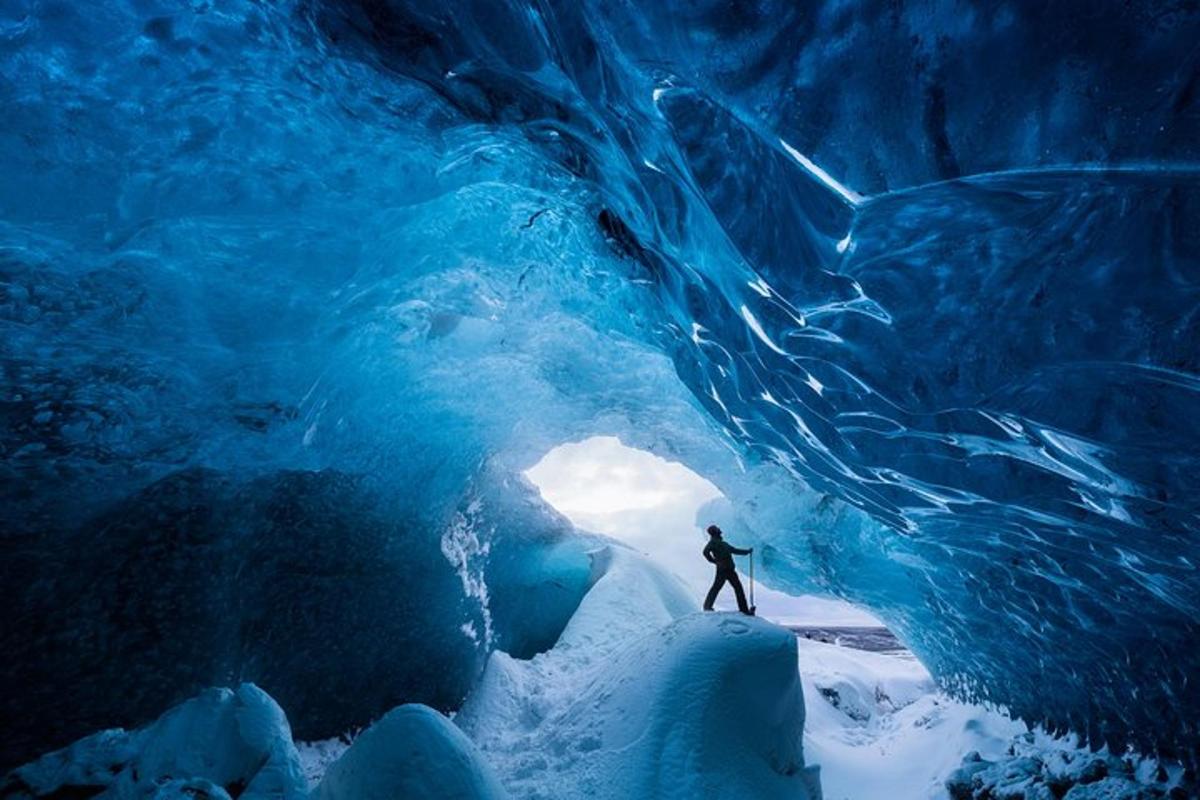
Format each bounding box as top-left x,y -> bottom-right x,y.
297,738 -> 353,790
0,464 -> 592,768
944,741 -> 1188,800
456,544 -> 820,800
3,684 -> 307,800
2,0 -> 1198,765
313,705 -> 507,800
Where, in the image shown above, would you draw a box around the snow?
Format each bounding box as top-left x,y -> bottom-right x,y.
7,540 -> 1188,800
455,544 -> 821,800
943,733 -> 1188,799
313,704 -> 507,800
296,737 -> 353,788
798,638 -> 1025,800
798,638 -> 1188,800
5,684 -> 306,800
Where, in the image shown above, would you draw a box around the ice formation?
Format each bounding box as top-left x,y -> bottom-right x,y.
455,544 -> 821,800
5,548 -> 821,800
944,744 -> 1189,800
313,705 -> 507,800
2,0 -> 1198,775
799,637 -> 1024,800
0,464 -> 592,768
3,684 -> 307,800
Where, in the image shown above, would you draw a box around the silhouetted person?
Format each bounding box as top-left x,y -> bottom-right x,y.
702,525 -> 752,614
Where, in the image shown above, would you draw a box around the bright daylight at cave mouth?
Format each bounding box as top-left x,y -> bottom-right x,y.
3,2 -> 1197,800
525,437 -> 1042,800
526,436 -> 881,625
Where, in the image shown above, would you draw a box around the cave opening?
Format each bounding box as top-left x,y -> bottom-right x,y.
521,436 -> 1039,800
524,435 -> 879,626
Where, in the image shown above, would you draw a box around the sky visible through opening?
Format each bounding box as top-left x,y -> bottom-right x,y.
526,436 -> 880,625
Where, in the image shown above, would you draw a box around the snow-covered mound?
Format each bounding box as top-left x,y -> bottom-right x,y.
3,684 -> 306,800
456,545 -> 821,800
313,704 -> 507,800
3,684 -> 514,800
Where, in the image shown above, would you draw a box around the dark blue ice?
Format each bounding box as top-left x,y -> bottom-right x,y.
1,0 -> 1197,767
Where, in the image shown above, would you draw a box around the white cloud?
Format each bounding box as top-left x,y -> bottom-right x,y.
526,435 -> 720,515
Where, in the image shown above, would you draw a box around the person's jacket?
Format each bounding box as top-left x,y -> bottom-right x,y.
703,538 -> 750,571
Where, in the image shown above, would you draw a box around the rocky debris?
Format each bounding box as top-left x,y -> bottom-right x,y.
946,736 -> 1192,800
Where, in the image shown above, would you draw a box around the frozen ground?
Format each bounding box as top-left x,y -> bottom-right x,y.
294,603 -> 1044,800
290,555 -> 1182,800
796,637 -> 1189,800
296,737 -> 352,789
798,636 -> 1025,800
8,543 -> 1187,800
455,544 -> 821,800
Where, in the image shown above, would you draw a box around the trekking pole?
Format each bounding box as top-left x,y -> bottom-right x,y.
749,549 -> 756,616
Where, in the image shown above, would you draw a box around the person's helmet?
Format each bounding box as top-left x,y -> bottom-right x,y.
706,525 -> 722,537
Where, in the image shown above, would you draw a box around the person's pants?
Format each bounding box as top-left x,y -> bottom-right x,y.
704,567 -> 750,613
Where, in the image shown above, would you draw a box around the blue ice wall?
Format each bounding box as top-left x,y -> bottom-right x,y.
2,0 -> 1198,765
0,460 -> 593,768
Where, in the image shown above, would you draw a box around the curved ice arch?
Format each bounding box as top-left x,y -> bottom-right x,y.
1,0 -> 1198,763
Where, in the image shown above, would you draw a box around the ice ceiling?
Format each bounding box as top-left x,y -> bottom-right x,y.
1,0 -> 1198,768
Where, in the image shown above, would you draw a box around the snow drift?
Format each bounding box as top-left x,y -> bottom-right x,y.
313,705 -> 507,800
457,545 -> 821,800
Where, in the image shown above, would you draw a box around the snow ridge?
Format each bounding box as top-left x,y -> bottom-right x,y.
455,544 -> 822,800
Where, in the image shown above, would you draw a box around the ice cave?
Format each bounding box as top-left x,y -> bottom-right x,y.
1,1 -> 1198,798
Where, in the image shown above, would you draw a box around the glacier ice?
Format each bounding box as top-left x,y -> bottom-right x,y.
944,745 -> 1187,800
2,0 -> 1199,770
313,705 -> 507,800
6,547 -> 821,800
456,544 -> 821,800
3,684 -> 307,800
1,464 -> 592,768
